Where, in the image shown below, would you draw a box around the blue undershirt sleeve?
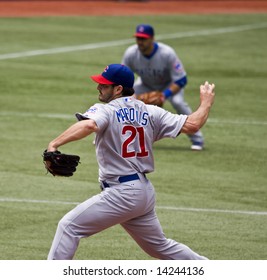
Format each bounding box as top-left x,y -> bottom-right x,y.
175,76 -> 187,89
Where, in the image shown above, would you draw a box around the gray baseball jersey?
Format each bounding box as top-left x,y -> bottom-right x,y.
122,42 -> 186,92
121,42 -> 204,146
48,96 -> 208,260
76,96 -> 187,181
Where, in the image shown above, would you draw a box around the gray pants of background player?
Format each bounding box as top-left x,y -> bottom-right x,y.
134,81 -> 204,145
47,174 -> 207,260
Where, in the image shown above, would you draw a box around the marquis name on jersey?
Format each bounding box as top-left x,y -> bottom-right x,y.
116,107 -> 148,126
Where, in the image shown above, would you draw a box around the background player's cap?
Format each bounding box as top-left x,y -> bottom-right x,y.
134,24 -> 154,38
91,64 -> 134,88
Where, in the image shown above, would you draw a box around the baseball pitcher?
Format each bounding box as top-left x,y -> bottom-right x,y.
44,64 -> 215,260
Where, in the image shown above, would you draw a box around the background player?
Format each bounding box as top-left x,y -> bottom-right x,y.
122,24 -> 204,150
45,64 -> 215,260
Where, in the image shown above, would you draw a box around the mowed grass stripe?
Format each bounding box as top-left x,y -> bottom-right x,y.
0,22 -> 266,60
1,197 -> 266,216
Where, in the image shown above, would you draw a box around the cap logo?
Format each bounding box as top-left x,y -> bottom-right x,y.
138,26 -> 145,32
104,65 -> 109,72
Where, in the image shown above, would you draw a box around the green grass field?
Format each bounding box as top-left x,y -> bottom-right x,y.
0,14 -> 266,260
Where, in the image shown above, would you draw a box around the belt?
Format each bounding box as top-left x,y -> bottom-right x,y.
101,173 -> 140,190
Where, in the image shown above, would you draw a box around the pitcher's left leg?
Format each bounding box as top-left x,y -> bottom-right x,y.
122,208 -> 207,260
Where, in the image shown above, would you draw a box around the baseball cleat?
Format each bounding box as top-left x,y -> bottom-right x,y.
191,141 -> 204,151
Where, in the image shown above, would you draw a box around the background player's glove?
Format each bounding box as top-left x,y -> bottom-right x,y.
42,150 -> 80,177
136,91 -> 165,107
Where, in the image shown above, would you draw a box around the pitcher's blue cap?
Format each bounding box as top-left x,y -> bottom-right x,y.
134,24 -> 154,38
91,64 -> 134,88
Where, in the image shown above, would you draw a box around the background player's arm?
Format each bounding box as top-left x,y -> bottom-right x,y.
121,47 -> 132,69
163,57 -> 187,98
164,82 -> 182,97
163,50 -> 187,98
47,119 -> 98,152
181,82 -> 215,134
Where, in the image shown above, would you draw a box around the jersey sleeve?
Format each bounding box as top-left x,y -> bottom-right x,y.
121,47 -> 130,66
75,103 -> 109,131
150,106 -> 188,141
121,50 -> 127,65
121,45 -> 136,70
167,47 -> 187,84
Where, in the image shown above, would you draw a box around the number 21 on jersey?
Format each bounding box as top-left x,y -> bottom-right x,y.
122,125 -> 148,158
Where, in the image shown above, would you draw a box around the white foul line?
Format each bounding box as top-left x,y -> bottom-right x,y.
158,206 -> 267,216
0,197 -> 266,216
0,22 -> 266,60
0,39 -> 133,60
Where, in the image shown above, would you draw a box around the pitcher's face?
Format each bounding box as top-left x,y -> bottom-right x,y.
97,84 -> 121,103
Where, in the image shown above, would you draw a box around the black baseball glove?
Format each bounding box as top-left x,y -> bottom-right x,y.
42,150 -> 80,177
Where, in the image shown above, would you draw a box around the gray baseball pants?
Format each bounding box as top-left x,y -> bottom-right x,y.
47,174 -> 207,260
